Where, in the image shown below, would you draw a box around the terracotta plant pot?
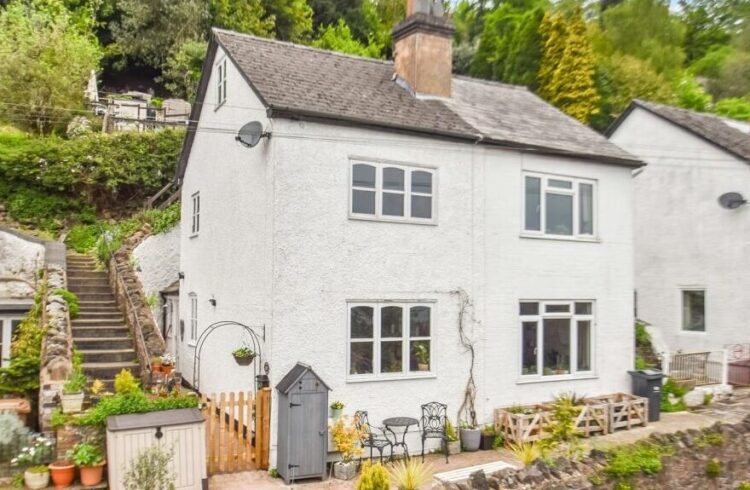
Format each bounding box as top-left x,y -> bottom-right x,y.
79,461 -> 106,486
24,469 -> 50,490
151,363 -> 162,373
49,461 -> 75,488
162,364 -> 174,375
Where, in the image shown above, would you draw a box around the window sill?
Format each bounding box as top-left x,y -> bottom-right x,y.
516,373 -> 597,384
187,342 -> 197,348
189,233 -> 199,239
519,233 -> 600,243
347,372 -> 436,383
349,214 -> 437,226
214,100 -> 226,112
679,330 -> 707,335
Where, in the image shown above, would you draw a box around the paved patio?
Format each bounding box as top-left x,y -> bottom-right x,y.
210,388 -> 750,489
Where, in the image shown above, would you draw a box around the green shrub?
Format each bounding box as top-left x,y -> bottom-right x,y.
705,458 -> 721,478
635,321 -> 651,347
355,461 -> 390,490
65,224 -> 100,253
694,431 -> 724,449
53,288 -> 79,318
604,442 -> 668,478
737,482 -> 750,490
150,202 -> 181,234
70,443 -> 104,467
635,356 -> 647,370
5,186 -> 94,232
50,407 -> 71,429
613,481 -> 633,490
661,379 -> 688,412
122,445 -> 176,490
0,285 -> 46,396
76,391 -> 200,427
114,369 -> 140,395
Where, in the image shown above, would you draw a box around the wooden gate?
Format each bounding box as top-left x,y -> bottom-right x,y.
201,388 -> 271,474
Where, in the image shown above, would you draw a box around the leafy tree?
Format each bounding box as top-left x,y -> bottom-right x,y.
673,73 -> 713,111
312,19 -> 383,58
160,40 -> 208,101
210,0 -> 274,36
711,50 -> 750,97
714,97 -> 750,119
359,0 -> 406,59
308,0 -> 367,37
0,0 -> 101,134
261,0 -> 314,42
690,44 -> 734,78
538,9 -> 599,123
679,0 -> 735,63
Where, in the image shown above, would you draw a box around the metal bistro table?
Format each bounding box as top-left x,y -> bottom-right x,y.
383,416 -> 419,460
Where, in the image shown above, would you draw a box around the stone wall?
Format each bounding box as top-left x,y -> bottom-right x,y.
441,417 -> 750,490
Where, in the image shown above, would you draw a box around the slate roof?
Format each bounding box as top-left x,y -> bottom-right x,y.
276,362 -> 330,394
611,100 -> 750,162
177,29 -> 641,179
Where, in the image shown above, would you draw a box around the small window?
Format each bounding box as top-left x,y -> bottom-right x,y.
191,192 -> 200,236
189,294 -> 198,342
523,173 -> 596,238
350,161 -> 435,223
216,58 -> 227,106
0,316 -> 24,367
348,302 -> 434,379
682,290 -> 705,332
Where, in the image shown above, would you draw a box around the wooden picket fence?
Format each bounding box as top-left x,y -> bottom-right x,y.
201,388 -> 271,474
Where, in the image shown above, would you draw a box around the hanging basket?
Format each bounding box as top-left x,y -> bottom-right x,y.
233,353 -> 256,366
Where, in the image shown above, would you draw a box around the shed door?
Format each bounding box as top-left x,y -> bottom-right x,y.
289,392 -> 326,478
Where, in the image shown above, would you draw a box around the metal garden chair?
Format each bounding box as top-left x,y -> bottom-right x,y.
354,410 -> 393,463
420,401 -> 449,463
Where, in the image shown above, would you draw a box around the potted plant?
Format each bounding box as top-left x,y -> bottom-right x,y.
330,400 -> 344,419
330,416 -> 363,480
459,420 -> 481,452
60,360 -> 87,413
150,356 -> 163,373
24,465 -> 50,489
161,353 -> 175,374
89,379 -> 106,406
232,347 -> 256,366
71,442 -> 106,486
445,420 -> 461,455
49,460 -> 75,488
480,424 -> 497,450
413,344 -> 430,371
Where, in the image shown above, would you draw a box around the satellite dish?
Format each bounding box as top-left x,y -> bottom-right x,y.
718,192 -> 747,209
236,121 -> 266,148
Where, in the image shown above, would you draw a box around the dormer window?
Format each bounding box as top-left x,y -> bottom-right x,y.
216,58 -> 227,107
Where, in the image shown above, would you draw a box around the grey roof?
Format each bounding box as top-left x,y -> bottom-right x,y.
610,100 -> 750,162
177,29 -> 641,179
276,362 -> 330,394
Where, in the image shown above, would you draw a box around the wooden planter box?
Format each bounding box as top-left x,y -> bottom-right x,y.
494,404 -> 553,444
587,393 -> 648,431
575,401 -> 609,437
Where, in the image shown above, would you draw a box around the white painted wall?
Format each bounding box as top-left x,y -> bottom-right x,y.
180,48 -> 636,467
0,229 -> 45,299
610,107 -> 750,353
132,225 -> 181,327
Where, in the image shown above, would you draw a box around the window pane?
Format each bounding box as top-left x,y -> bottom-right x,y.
382,192 -> 404,216
410,340 -> 430,372
579,183 -> 594,235
383,167 -> 404,191
525,177 -> 541,231
522,321 -> 538,375
353,164 -> 376,188
411,195 -> 432,219
412,171 -> 432,193
351,306 -> 374,338
543,318 -> 570,375
381,341 -> 403,373
545,193 -> 573,235
549,179 -> 573,189
545,304 -> 570,313
410,306 -> 430,336
682,291 -> 705,331
577,320 -> 591,371
351,342 -> 373,374
381,306 -> 402,337
575,302 -> 592,315
352,190 -> 376,214
519,302 -> 539,315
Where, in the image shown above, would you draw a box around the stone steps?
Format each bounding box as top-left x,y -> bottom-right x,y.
74,337 -> 134,350
79,348 -> 137,364
73,326 -> 130,337
73,317 -> 127,327
82,361 -> 140,379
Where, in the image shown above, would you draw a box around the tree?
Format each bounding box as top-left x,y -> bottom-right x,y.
714,97 -> 750,120
0,0 -> 102,134
312,19 -> 383,57
210,0 -> 274,36
160,40 -> 207,101
261,0 -> 314,42
308,0 -> 367,38
680,0 -> 733,63
673,72 -> 712,111
538,9 -> 600,123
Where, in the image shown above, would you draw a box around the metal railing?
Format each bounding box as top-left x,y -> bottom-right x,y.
668,350 -> 727,386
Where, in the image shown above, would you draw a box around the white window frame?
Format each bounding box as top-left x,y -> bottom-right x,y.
681,288 -> 706,333
518,300 -> 596,382
521,171 -> 597,241
347,300 -> 436,382
190,192 -> 200,237
0,314 -> 24,367
188,293 -> 198,344
349,160 -> 437,225
216,57 -> 227,108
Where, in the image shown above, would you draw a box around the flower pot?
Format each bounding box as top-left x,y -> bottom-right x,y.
60,391 -> 84,414
151,363 -> 162,373
417,363 -> 429,371
49,461 -> 75,488
460,428 -> 481,452
447,440 -> 461,455
333,461 -> 357,480
330,407 -> 343,419
79,461 -> 106,486
480,433 -> 495,450
24,469 -> 50,490
233,354 -> 255,366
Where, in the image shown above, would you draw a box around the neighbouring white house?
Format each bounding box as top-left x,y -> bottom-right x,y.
175,1 -> 642,467
609,100 -> 750,357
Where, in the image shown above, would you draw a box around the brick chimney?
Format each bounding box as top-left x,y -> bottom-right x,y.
392,0 -> 455,98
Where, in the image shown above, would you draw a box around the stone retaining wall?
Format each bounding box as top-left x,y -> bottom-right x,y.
441,417 -> 750,490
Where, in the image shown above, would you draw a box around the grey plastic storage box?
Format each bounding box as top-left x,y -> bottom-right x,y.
628,369 -> 664,422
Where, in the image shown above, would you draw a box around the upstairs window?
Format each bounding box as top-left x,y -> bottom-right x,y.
682,290 -> 705,332
351,161 -> 436,223
523,173 -> 595,238
216,58 -> 227,106
191,192 -> 200,236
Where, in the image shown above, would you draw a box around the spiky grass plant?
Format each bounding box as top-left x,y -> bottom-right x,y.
388,459 -> 434,490
507,441 -> 541,467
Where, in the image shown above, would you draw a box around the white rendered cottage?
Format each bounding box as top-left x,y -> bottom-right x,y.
175,2 -> 642,466
609,100 -> 750,356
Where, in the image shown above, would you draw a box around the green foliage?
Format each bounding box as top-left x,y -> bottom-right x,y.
635,321 -> 651,347
694,430 -> 724,448
122,444 -> 176,490
160,40 -> 208,101
705,458 -> 721,478
63,351 -> 87,394
674,73 -> 713,111
714,97 -> 750,120
604,442 -> 669,478
0,285 -> 46,396
445,420 -> 458,442
76,390 -> 200,427
10,472 -> 24,488
613,482 -> 633,490
262,0 -> 314,42
355,461 -> 390,490
507,441 -> 541,467
3,186 -> 95,233
737,482 -> 750,490
690,45 -> 734,79
210,0 -> 274,36
312,19 -> 383,58
661,378 -> 688,412
70,442 -> 104,467
114,369 -> 140,395
492,434 -> 505,449
0,0 -> 102,134
703,392 -> 714,406
50,407 -> 71,429
635,356 -> 648,370
679,0 -> 745,63
53,288 -> 79,318
66,224 -> 100,253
